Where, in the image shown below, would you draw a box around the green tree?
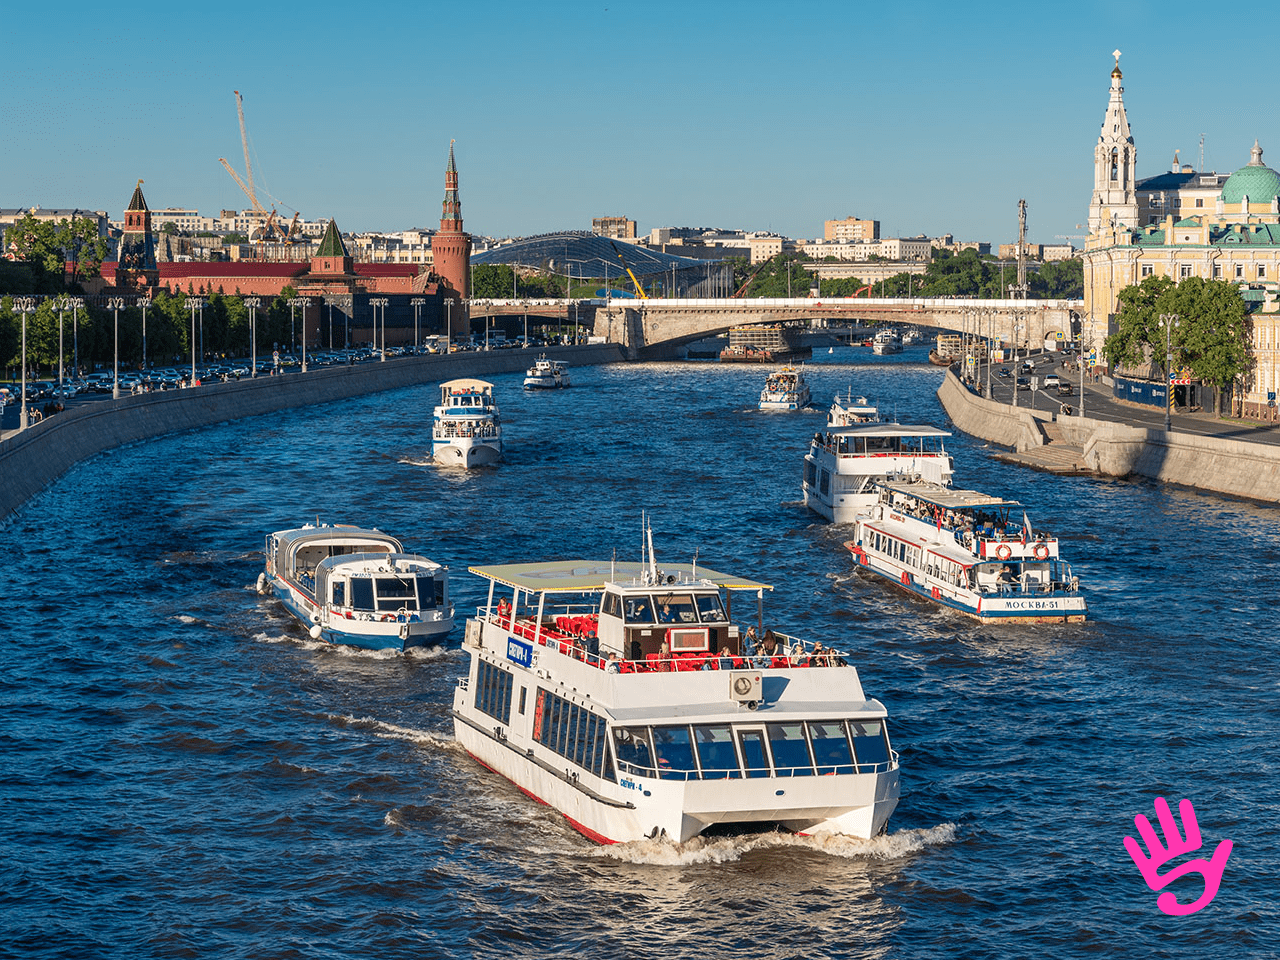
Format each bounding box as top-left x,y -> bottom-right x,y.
3,214 -> 109,292
1102,274 -> 1175,369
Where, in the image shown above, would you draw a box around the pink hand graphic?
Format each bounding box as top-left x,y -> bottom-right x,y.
1124,797 -> 1232,916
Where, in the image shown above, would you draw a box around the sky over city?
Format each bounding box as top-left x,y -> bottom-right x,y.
2,0 -> 1272,246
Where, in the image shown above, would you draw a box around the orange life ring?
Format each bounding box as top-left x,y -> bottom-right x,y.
996,544 -> 1012,560
931,586 -> 941,600
900,571 -> 910,586
1034,543 -> 1050,560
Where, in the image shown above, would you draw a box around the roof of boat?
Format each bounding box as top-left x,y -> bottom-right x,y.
469,559 -> 772,593
440,378 -> 494,389
829,423 -> 951,438
273,524 -> 402,548
878,479 -> 1018,509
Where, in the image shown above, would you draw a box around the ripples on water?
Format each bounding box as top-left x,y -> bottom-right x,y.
2,348 -> 1276,958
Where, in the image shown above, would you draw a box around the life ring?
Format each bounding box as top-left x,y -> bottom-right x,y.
900,570 -> 910,586
1034,543 -> 1050,560
931,586 -> 941,600
996,544 -> 1012,560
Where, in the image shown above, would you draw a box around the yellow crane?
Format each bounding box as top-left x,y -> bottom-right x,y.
610,241 -> 649,299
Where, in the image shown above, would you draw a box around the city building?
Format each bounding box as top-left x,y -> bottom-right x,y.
824,216 -> 880,242
592,216 -> 636,240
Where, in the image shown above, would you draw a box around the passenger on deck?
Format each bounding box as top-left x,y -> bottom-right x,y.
658,602 -> 676,623
998,565 -> 1017,585
656,640 -> 671,671
757,631 -> 780,666
604,652 -> 620,673
716,645 -> 735,670
628,639 -> 643,662
742,626 -> 758,657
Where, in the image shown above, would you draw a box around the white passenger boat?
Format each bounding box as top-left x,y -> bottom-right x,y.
451,532 -> 900,845
433,378 -> 502,468
844,480 -> 1086,623
257,523 -> 454,649
827,390 -> 880,427
524,356 -> 571,389
872,330 -> 902,355
758,366 -> 811,410
803,423 -> 953,524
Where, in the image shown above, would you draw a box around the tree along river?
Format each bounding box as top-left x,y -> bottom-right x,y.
1,346 -> 1275,959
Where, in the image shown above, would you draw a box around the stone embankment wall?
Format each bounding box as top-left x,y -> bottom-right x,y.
937,370 -> 1280,504
0,345 -> 623,520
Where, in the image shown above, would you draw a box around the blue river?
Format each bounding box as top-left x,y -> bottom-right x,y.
2,346 -> 1275,958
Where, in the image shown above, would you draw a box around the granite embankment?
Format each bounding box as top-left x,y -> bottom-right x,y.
0,345 -> 623,520
937,370 -> 1280,503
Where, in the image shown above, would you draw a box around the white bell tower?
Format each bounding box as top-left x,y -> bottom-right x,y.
1088,50 -> 1139,235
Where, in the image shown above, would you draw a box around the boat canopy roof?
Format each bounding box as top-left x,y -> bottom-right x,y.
468,559 -> 772,594
878,480 -> 1018,510
440,378 -> 494,390
274,525 -> 402,553
829,424 -> 951,439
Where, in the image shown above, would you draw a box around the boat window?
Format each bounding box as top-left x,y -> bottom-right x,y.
804,461 -> 816,485
653,594 -> 697,624
624,596 -> 654,623
695,594 -> 727,623
375,576 -> 416,612
694,725 -> 741,779
808,721 -> 855,774
819,470 -> 830,495
435,579 -> 446,607
850,720 -> 891,768
767,722 -> 815,777
331,581 -> 345,606
737,729 -> 771,778
581,713 -> 598,771
601,592 -> 621,619
614,726 -> 655,773
416,576 -> 436,609
652,725 -> 697,780
475,660 -> 513,725
350,578 -> 375,611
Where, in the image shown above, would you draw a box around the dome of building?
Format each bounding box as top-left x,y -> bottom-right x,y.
1220,141 -> 1280,204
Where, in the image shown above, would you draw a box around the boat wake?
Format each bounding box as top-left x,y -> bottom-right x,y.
326,712 -> 458,749
591,822 -> 957,865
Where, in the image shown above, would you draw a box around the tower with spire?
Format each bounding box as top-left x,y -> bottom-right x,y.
117,179 -> 158,290
432,141 -> 471,338
1087,50 -> 1139,235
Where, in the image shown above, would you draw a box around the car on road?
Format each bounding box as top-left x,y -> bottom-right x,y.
1016,377 -> 1031,390
1057,382 -> 1074,395
997,367 -> 1011,378
1043,374 -> 1061,388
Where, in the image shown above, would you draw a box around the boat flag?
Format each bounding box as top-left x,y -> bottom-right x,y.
1022,510 -> 1032,544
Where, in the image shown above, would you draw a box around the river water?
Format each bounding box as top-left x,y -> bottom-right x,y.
2,347 -> 1275,958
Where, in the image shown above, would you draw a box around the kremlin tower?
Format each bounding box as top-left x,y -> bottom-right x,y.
432,141 -> 471,339
117,179 -> 158,291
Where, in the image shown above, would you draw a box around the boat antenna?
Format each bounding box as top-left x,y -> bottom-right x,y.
691,546 -> 699,581
646,517 -> 658,584
611,547 -> 616,582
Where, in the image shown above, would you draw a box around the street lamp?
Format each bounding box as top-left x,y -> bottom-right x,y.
411,297 -> 425,354
56,297 -> 67,387
139,297 -> 151,374
288,297 -> 312,372
185,297 -> 203,384
444,298 -> 455,351
108,297 -> 126,399
14,297 -> 36,430
245,297 -> 262,376
1160,312 -> 1179,432
1011,316 -> 1022,409
67,296 -> 84,379
370,297 -> 389,360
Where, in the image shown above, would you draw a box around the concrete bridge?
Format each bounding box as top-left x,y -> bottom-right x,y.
473,296 -> 1090,358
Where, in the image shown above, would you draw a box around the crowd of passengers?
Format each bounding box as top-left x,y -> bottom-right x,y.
886,496 -> 1053,547
491,600 -> 845,672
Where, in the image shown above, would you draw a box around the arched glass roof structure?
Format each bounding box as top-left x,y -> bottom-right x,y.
472,231 -> 708,280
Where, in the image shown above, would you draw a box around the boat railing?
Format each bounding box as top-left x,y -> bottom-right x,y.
982,578 -> 1081,597
614,756 -> 896,781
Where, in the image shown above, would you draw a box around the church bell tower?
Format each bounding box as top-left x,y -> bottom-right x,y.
1088,50 -> 1139,235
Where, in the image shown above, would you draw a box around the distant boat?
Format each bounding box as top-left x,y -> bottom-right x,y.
828,347 -> 834,354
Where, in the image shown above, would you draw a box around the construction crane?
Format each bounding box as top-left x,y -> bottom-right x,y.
218,90 -> 292,242
610,241 -> 649,299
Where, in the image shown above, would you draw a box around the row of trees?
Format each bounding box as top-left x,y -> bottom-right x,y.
1,214 -> 112,295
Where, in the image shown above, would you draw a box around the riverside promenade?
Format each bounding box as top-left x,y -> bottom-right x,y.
0,344 -> 623,521
937,363 -> 1280,504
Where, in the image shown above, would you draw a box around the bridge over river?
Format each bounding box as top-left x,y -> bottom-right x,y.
472,296 -> 1090,358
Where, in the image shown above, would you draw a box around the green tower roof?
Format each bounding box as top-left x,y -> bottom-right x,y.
315,219 -> 348,258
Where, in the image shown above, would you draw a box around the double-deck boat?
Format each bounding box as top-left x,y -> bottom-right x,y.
524,356 -> 571,390
433,378 -> 502,468
758,366 -> 811,410
257,523 -> 454,649
451,532 -> 900,844
872,330 -> 902,355
844,481 -> 1086,623
827,390 -> 880,427
803,423 -> 954,524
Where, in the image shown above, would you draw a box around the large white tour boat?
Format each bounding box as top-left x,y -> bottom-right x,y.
451,533 -> 900,844
826,390 -> 881,427
758,366 -> 811,410
844,480 -> 1087,623
803,423 -> 954,524
524,356 -> 571,390
433,378 -> 502,468
258,523 -> 454,650
872,330 -> 903,355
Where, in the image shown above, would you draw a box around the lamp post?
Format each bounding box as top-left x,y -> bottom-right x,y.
340,296 -> 352,350
185,297 -> 203,384
410,297 -> 425,354
108,297 -> 126,399
370,298 -> 389,360
1160,312 -> 1179,432
245,297 -> 261,376
1011,316 -> 1022,409
14,297 -> 35,430
56,298 -> 67,387
67,296 -> 84,379
444,298 -> 455,351
288,297 -> 312,372
139,297 -> 151,374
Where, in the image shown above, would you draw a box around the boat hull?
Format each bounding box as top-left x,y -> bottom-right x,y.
433,437 -> 502,468
269,577 -> 454,649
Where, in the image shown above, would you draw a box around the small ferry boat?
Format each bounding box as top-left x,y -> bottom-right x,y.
451,529 -> 900,844
433,378 -> 502,468
758,366 -> 811,410
803,423 -> 953,524
827,390 -> 880,427
524,356 -> 571,390
258,523 -> 454,649
900,327 -> 924,346
928,349 -> 956,367
844,480 -> 1086,623
872,330 -> 902,355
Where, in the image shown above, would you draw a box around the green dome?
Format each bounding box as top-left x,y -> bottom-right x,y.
1221,141 -> 1280,204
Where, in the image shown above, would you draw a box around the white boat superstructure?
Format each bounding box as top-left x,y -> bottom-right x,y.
258,523 -> 454,650
451,539 -> 900,845
900,327 -> 924,346
433,378 -> 502,468
524,356 -> 571,389
803,423 -> 954,524
872,330 -> 902,355
827,390 -> 881,427
845,480 -> 1087,623
759,366 -> 811,410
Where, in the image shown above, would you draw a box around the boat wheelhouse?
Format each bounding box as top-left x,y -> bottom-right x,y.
258,523 -> 454,649
803,423 -> 954,524
524,356 -> 571,390
451,548 -> 900,845
433,378 -> 502,468
845,480 -> 1086,623
758,366 -> 811,410
827,390 -> 880,427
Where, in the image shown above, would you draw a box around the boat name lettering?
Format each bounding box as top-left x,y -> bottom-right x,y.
620,778 -> 638,791
1004,600 -> 1058,610
890,513 -> 905,522
507,637 -> 534,668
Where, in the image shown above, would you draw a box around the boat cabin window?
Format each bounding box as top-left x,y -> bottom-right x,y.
695,593 -> 727,623
623,596 -> 654,623
654,594 -> 697,624
737,729 -> 770,779
601,592 -> 622,619
808,720 -> 856,774
767,722 -> 815,777
851,720 -> 891,767
652,725 -> 697,780
331,581 -> 345,607
375,576 -> 417,612
614,726 -> 655,771
694,725 -> 741,779
350,578 -> 375,611
416,575 -> 437,610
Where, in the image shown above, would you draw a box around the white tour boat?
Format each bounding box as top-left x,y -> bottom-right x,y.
524,356 -> 571,389
872,330 -> 903,355
803,423 -> 954,524
844,480 -> 1087,623
433,378 -> 502,468
451,533 -> 900,845
758,366 -> 811,410
257,523 -> 454,650
827,390 -> 881,427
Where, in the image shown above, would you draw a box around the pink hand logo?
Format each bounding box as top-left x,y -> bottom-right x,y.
1123,797 -> 1232,916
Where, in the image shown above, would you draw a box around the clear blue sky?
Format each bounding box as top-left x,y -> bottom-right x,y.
2,0 -> 1272,247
